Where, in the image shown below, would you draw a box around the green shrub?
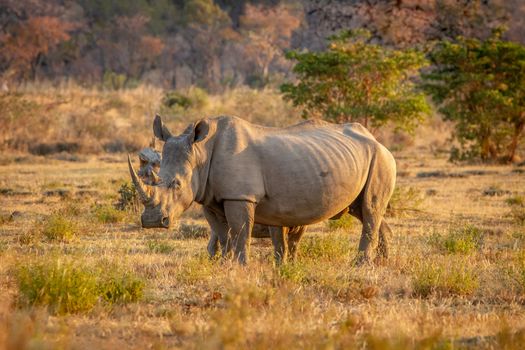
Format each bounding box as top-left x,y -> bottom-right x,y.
116,182 -> 139,212
93,204 -> 126,224
98,271 -> 145,304
146,240 -> 175,254
327,214 -> 354,231
440,224 -> 483,254
412,260 -> 478,297
506,195 -> 525,207
42,214 -> 77,242
386,186 -> 424,217
16,259 -> 99,314
15,258 -> 145,314
161,87 -> 209,112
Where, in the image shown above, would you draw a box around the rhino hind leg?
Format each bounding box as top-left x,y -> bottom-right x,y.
348,201 -> 390,262
269,226 -> 289,264
353,152 -> 396,265
287,226 -> 306,262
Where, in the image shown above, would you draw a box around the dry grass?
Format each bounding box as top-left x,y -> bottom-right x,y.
0,87 -> 524,349
0,84 -> 301,157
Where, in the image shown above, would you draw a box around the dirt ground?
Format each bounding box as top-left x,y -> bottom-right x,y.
0,148 -> 524,349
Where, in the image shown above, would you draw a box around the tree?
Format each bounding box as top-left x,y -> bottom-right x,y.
0,16 -> 73,80
181,0 -> 238,91
280,29 -> 430,132
98,15 -> 164,80
239,3 -> 302,83
421,29 -> 525,162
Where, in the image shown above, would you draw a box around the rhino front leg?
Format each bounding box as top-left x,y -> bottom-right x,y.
203,206 -> 230,258
269,226 -> 289,265
224,200 -> 255,265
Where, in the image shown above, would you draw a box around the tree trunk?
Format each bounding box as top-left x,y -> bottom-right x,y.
507,120 -> 524,163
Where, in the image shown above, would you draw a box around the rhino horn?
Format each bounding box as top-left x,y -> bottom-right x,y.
128,154 -> 154,204
150,170 -> 161,185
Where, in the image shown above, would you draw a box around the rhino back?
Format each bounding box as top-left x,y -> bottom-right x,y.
206,117 -> 379,227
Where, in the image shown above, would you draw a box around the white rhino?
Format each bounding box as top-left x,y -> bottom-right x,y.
128,115 -> 396,265
135,141 -> 306,263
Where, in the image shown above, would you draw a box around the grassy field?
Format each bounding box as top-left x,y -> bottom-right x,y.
0,145 -> 524,349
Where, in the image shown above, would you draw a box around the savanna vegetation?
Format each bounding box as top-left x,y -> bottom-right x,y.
1,0 -> 525,349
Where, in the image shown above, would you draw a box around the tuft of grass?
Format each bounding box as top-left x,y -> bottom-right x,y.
432,224 -> 484,254
177,223 -> 209,239
146,240 -> 175,254
386,186 -> 424,217
506,195 -> 525,226
42,214 -> 78,242
278,262 -> 308,284
412,260 -> 479,297
15,258 -> 145,314
504,250 -> 525,293
16,258 -> 99,314
98,271 -> 145,305
299,234 -> 351,260
506,195 -> 525,207
327,214 -> 354,231
176,253 -> 214,284
92,204 -> 127,224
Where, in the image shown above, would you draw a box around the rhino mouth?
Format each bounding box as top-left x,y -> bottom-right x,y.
140,209 -> 170,228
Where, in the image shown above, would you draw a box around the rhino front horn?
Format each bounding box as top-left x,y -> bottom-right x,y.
127,154 -> 154,204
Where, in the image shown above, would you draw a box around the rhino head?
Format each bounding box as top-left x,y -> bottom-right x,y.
137,139 -> 161,185
128,115 -> 212,228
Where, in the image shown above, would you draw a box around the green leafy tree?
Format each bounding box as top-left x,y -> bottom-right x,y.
422,29 -> 525,162
280,29 -> 430,132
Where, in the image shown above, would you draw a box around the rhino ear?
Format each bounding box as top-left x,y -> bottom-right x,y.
189,119 -> 210,144
153,114 -> 172,142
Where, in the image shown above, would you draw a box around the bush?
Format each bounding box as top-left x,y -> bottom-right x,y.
16,259 -> 99,314
15,258 -> 145,314
412,260 -> 479,297
435,224 -> 484,255
115,182 -> 139,212
93,204 -> 127,224
42,214 -> 77,242
161,87 -> 209,114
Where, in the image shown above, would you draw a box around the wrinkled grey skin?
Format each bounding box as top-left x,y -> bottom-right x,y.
135,142 -> 306,264
129,115 -> 396,265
